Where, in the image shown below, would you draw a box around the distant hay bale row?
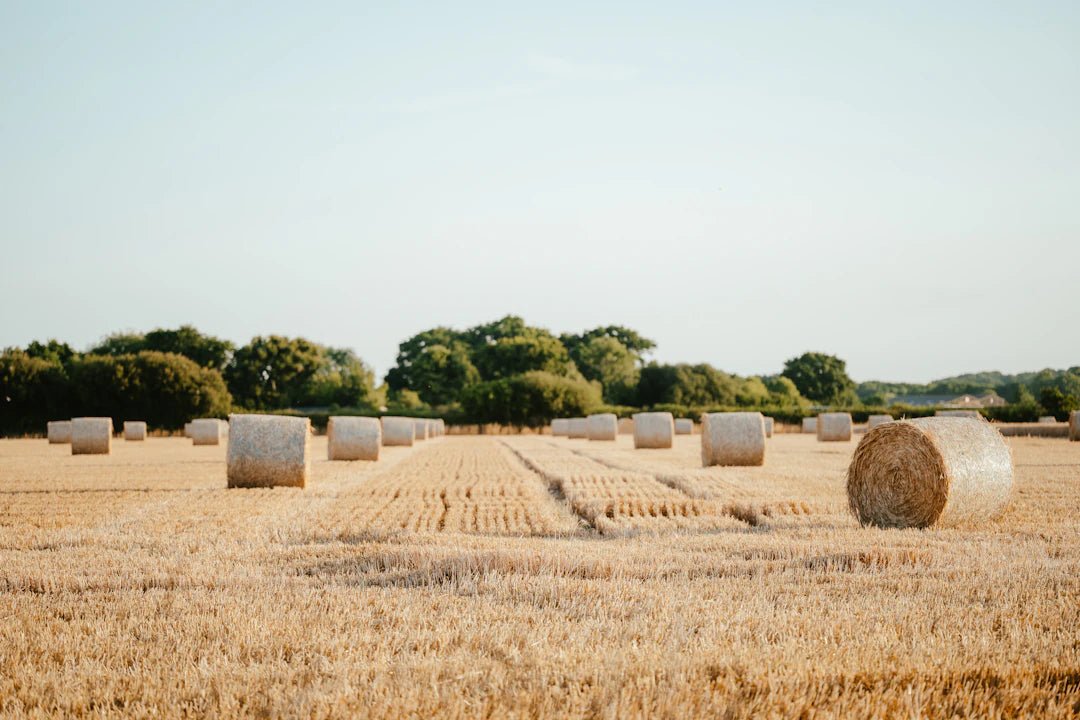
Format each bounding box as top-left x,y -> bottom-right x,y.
47,420 -> 72,444
936,410 -> 982,419
633,412 -> 673,449
191,418 -> 226,446
226,414 -> 309,488
674,419 -> 693,435
867,414 -> 894,430
123,421 -> 147,441
1038,416 -> 1057,424
567,418 -> 588,439
414,419 -> 430,441
586,413 -> 617,441
328,416 -> 381,461
802,417 -> 817,434
817,413 -> 852,442
701,412 -> 765,467
764,417 -> 774,438
382,416 -> 416,446
71,417 -> 112,455
847,416 -> 1012,528
551,419 -> 570,436
1071,411 -> 1080,441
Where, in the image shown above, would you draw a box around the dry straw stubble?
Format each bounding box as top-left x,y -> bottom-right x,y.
701,412 -> 766,467
71,417 -> 112,455
847,416 -> 1013,528
632,412 -> 673,449
817,413 -> 852,442
46,420 -> 72,444
328,416 -> 381,461
226,414 -> 310,489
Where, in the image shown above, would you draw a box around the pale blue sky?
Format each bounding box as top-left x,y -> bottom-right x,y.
2,2 -> 1078,383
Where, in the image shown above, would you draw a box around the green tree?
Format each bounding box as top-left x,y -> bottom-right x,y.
781,352 -> 857,406
302,347 -> 376,408
142,325 -> 234,371
459,371 -> 601,427
471,330 -> 575,380
0,351 -> 72,435
385,327 -> 479,406
225,335 -> 325,410
89,332 -> 146,356
763,376 -> 808,407
572,336 -> 639,403
1039,386 -> 1079,420
24,339 -> 77,366
561,325 -> 656,359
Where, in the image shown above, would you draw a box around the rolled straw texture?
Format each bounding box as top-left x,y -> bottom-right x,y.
227,414 -> 310,488
633,412 -> 673,449
328,416 -> 381,461
701,412 -> 766,467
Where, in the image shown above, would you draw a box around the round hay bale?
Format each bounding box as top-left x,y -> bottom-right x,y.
617,417 -> 635,435
801,417 -> 817,434
71,417 -> 111,455
674,419 -> 693,435
701,412 -> 766,467
1037,416 -> 1056,424
847,417 -> 1013,528
936,410 -> 982,419
1070,411 -> 1080,441
191,418 -> 224,446
586,413 -> 617,441
183,422 -> 193,438
551,419 -> 570,436
433,419 -> 446,436
763,417 -> 774,438
47,420 -> 72,444
227,414 -> 310,488
567,418 -> 588,439
817,413 -> 852,442
413,419 -> 429,441
328,416 -> 381,461
123,421 -> 147,441
632,412 -> 674,449
381,416 -> 415,447
867,414 -> 894,430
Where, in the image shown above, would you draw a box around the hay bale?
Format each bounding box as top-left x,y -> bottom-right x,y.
817,413 -> 852,442
432,419 -> 445,437
802,417 -> 817,434
1070,411 -> 1080,441
867,414 -> 894,431
567,418 -> 588,439
936,410 -> 982,419
633,412 -> 674,449
327,416 -> 381,461
1038,416 -> 1057,424
764,417 -> 774,438
381,416 -> 415,446
847,417 -> 1013,528
71,417 -> 111,455
551,419 -> 570,436
227,414 -> 310,488
674,419 -> 693,435
183,422 -> 193,438
123,421 -> 147,441
47,420 -> 72,444
586,413 -> 617,441
413,419 -> 429,441
191,418 -> 224,446
701,412 -> 766,467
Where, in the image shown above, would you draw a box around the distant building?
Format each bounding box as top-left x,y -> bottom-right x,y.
892,392 -> 1007,408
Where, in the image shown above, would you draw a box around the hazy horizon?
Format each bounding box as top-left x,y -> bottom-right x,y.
2,2 -> 1078,384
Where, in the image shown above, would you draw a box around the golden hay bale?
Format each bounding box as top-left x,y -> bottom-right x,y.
802,417 -> 817,434
817,413 -> 852,442
586,413 -> 618,441
867,414 -> 894,430
567,418 -> 588,439
551,419 -> 570,436
633,412 -> 674,449
617,417 -> 635,435
327,416 -> 381,461
71,417 -> 112,455
701,412 -> 766,467
123,421 -> 147,441
764,417 -> 774,438
433,419 -> 445,436
381,416 -> 415,446
1037,416 -> 1056,424
227,414 -> 309,488
674,419 -> 693,435
1070,411 -> 1080,441
191,418 -> 224,446
936,410 -> 982,419
847,417 -> 1013,528
47,420 -> 72,444
413,419 -> 430,441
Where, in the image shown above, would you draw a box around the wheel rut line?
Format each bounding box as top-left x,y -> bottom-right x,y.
498,440 -> 597,533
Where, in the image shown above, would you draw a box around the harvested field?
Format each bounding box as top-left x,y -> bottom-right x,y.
0,434 -> 1077,718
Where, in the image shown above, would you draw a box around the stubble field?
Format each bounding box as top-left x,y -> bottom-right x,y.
0,431 -> 1077,718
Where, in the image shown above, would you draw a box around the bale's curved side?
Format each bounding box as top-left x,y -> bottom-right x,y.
551,419 -> 570,436
47,420 -> 72,444
382,416 -> 415,447
936,410 -> 982,419
191,419 -> 223,446
227,414 -> 310,488
567,418 -> 588,439
328,416 -> 381,461
847,417 -> 1013,528
764,417 -> 774,438
1070,411 -> 1080,441
123,421 -> 147,441
701,412 -> 765,467
633,412 -> 673,449
817,413 -> 852,442
586,413 -> 617,441
413,419 -> 429,441
674,419 -> 693,435
71,417 -> 112,455
802,417 -> 817,434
